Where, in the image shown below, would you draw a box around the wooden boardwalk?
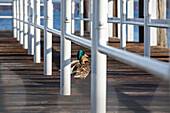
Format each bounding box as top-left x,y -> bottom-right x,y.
0,31 -> 169,113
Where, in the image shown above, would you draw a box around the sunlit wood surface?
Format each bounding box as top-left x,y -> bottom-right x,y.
0,31 -> 169,113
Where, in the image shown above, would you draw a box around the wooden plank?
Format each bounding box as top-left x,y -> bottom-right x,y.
0,31 -> 169,112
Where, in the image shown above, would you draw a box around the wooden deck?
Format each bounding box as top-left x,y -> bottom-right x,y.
0,31 -> 169,113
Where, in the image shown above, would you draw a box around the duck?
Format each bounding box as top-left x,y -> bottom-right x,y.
71,50 -> 90,80
70,50 -> 89,72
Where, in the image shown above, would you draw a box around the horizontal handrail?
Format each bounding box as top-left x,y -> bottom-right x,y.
74,17 -> 91,21
65,33 -> 91,49
18,17 -> 170,81
0,16 -> 13,19
98,45 -> 170,81
108,17 -> 170,28
0,3 -> 12,6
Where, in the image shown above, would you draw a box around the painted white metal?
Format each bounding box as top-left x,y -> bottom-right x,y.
89,0 -> 93,40
71,0 -> 75,34
29,0 -> 35,55
98,45 -> 170,81
80,0 -> 84,36
23,0 -> 28,49
117,0 -> 120,39
44,0 -> 53,75
120,0 -> 126,50
17,0 -> 20,41
0,16 -> 13,18
19,0 -> 24,44
149,0 -> 157,46
16,0 -> 169,83
26,20 -> 170,81
108,0 -> 113,37
60,0 -> 72,95
13,0 -> 17,38
28,0 -> 31,54
65,33 -> 91,49
144,0 -> 150,57
34,0 -> 41,63
91,0 -> 108,113
40,3 -> 44,6
0,3 -> 12,6
127,0 -> 134,41
108,17 -> 170,28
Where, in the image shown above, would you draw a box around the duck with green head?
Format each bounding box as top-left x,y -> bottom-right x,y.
71,50 -> 90,80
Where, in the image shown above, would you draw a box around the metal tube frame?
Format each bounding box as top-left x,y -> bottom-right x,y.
60,0 -> 72,95
80,0 -> 84,36
91,0 -> 108,112
23,0 -> 28,49
71,0 -> 75,34
44,0 -> 53,75
19,0 -> 23,44
16,0 -> 20,41
29,0 -> 35,55
13,0 -> 17,38
12,0 -> 170,112
34,0 -> 41,63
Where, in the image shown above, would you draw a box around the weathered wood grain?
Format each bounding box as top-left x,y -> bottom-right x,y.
0,31 -> 169,113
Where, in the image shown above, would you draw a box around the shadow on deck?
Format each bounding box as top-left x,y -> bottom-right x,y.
0,31 -> 169,113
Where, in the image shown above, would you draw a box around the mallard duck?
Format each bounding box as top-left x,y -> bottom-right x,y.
70,50 -> 89,72
71,50 -> 90,80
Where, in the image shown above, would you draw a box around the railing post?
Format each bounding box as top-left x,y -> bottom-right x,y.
28,0 -> 31,54
60,0 -> 71,95
127,0 -> 134,41
80,0 -> 84,36
89,0 -> 93,40
71,0 -> 75,34
28,0 -> 35,55
44,0 -> 53,75
19,0 -> 23,44
34,0 -> 41,63
23,0 -> 28,49
108,0 -> 113,37
150,0 -> 157,46
117,0 -> 120,39
16,0 -> 20,41
120,0 -> 126,50
144,0 -> 150,57
13,0 -> 17,38
91,0 -> 108,112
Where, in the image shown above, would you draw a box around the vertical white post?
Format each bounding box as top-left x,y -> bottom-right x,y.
17,0 -> 20,41
23,0 -> 28,49
19,0 -> 23,44
120,0 -> 126,50
91,0 -> 108,113
168,1 -> 170,48
117,0 -> 120,39
144,0 -> 150,57
80,0 -> 84,36
13,0 -> 17,38
34,0 -> 41,63
89,0 -> 93,40
60,0 -> 71,95
108,0 -> 113,38
149,0 -> 157,46
71,0 -> 75,34
28,0 -> 34,55
28,0 -> 31,54
44,0 -> 53,75
127,0 -> 134,41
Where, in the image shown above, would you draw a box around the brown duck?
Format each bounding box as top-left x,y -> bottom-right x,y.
71,50 -> 90,80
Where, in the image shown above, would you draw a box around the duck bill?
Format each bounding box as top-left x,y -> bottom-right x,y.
84,54 -> 88,57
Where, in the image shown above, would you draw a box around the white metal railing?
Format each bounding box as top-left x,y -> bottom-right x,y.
0,3 -> 13,19
11,0 -> 170,113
